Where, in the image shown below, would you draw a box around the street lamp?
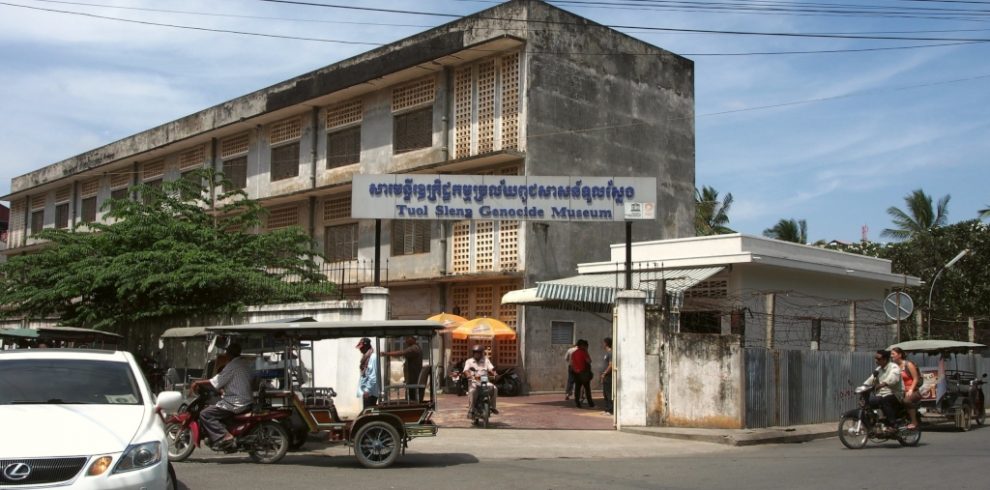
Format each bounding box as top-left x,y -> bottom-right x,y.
926,248 -> 970,338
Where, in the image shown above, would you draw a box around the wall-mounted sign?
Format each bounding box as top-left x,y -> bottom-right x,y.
351,174 -> 657,222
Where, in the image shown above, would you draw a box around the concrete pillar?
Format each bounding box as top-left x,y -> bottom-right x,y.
616,290 -> 647,428
915,313 -> 924,340
969,317 -> 976,343
360,287 -> 389,321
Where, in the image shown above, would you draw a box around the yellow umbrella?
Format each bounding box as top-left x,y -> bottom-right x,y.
451,317 -> 516,340
426,312 -> 469,333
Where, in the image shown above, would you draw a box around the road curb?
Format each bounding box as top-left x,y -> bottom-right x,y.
620,426 -> 837,446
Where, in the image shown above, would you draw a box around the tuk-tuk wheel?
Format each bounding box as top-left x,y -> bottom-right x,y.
974,393 -> 986,426
957,405 -> 972,432
354,421 -> 400,469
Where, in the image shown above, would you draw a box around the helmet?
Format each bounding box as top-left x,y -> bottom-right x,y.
472,344 -> 484,353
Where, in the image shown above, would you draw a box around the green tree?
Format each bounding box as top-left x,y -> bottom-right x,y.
881,188 -> 950,241
0,169 -> 329,332
763,218 -> 807,244
979,204 -> 990,220
694,185 -> 735,236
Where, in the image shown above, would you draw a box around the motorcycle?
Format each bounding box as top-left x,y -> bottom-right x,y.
838,384 -> 921,449
469,372 -> 495,428
164,385 -> 293,464
449,362 -> 468,396
495,367 -> 522,397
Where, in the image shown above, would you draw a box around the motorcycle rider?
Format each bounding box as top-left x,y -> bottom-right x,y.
463,344 -> 498,419
188,343 -> 255,448
863,349 -> 904,432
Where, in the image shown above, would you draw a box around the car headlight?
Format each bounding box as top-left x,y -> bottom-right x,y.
112,441 -> 162,474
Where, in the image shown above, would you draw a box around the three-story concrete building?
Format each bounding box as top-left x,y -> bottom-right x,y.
1,0 -> 695,390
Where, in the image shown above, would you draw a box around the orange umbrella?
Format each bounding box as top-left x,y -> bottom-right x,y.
427,312 -> 469,333
451,317 -> 516,340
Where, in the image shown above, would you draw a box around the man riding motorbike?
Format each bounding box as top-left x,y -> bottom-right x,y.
862,349 -> 904,433
463,344 -> 498,419
187,343 -> 255,448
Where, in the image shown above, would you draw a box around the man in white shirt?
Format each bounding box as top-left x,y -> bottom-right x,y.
188,343 -> 255,448
863,349 -> 904,429
463,345 -> 498,419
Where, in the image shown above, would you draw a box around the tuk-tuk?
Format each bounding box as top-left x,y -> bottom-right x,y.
169,319 -> 443,468
889,339 -> 987,431
160,326 -> 211,392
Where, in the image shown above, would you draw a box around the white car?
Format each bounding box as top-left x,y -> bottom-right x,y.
0,349 -> 183,489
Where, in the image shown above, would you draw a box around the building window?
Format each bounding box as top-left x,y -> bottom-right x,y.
111,188 -> 129,202
30,210 -> 44,235
222,156 -> 247,191
393,107 -> 432,154
143,179 -> 162,205
81,196 -> 98,223
551,321 -> 574,345
325,223 -> 358,262
390,220 -> 430,256
680,311 -> 722,334
55,203 -> 70,229
327,126 -> 361,169
271,142 -> 300,181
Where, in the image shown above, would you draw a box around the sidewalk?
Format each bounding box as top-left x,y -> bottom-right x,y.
621,422 -> 837,446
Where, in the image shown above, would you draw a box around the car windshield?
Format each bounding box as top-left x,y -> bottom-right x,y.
0,358 -> 143,405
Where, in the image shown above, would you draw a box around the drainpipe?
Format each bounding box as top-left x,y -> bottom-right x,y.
310,107 -> 319,249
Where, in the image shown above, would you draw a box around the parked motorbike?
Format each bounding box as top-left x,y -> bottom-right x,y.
164,385 -> 293,464
838,384 -> 921,449
449,362 -> 468,396
495,367 -> 522,397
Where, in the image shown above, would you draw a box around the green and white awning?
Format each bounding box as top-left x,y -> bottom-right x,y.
501,267 -> 725,312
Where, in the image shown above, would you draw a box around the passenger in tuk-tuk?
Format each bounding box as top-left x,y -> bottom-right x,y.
187,343 -> 254,448
357,338 -> 380,409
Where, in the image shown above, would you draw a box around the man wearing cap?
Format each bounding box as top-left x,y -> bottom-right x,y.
463,344 -> 498,420
356,338 -> 380,409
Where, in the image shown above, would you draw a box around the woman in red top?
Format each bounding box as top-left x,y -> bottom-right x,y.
570,339 -> 595,408
892,347 -> 921,429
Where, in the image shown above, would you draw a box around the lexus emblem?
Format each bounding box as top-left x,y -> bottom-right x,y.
3,462 -> 32,481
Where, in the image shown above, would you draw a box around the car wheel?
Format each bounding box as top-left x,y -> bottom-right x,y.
165,423 -> 195,462
354,421 -> 400,469
248,421 -> 290,464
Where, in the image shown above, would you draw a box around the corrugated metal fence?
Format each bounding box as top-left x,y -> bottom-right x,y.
744,348 -> 990,428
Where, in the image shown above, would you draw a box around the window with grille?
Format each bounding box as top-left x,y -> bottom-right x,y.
55,203 -> 69,229
325,223 -> 358,262
684,279 -> 728,299
393,107 -> 432,154
223,156 -> 247,191
143,161 -> 165,181
111,188 -> 129,201
390,220 -> 430,256
270,142 -> 300,181
80,178 -> 100,198
178,146 -> 206,170
477,59 -> 496,154
142,179 -> 162,205
30,210 -> 44,235
81,196 -> 97,223
221,133 -> 250,159
267,206 -> 299,231
323,196 -> 350,221
327,126 -> 361,168
110,172 -> 131,189
449,218 -> 520,274
551,321 -> 575,345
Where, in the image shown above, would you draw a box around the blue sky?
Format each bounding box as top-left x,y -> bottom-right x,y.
1,0 -> 987,242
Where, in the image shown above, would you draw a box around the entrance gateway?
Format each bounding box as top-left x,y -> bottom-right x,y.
352,174 -> 657,429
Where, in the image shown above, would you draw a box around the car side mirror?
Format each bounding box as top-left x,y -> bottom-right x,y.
156,391 -> 183,413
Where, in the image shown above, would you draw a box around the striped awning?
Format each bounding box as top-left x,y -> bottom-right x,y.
502,267 -> 725,311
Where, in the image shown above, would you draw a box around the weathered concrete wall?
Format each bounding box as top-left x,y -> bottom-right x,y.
520,1 -> 695,391
662,333 -> 744,428
735,264 -> 896,351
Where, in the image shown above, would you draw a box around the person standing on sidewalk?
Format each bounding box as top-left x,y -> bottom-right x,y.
600,337 -> 613,415
356,337 -> 380,409
571,339 -> 594,408
564,342 -> 578,400
385,336 -> 423,401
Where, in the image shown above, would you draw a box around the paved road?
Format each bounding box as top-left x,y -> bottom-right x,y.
173,424 -> 990,489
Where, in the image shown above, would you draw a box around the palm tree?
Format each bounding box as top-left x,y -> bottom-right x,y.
763,218 -> 807,244
881,189 -> 950,241
694,185 -> 735,236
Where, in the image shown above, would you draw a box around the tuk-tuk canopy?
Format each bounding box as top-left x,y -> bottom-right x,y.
37,326 -> 122,341
888,339 -> 986,354
207,320 -> 444,340
0,328 -> 40,339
